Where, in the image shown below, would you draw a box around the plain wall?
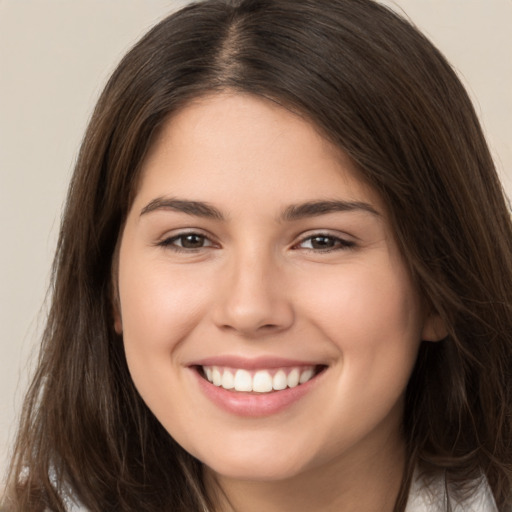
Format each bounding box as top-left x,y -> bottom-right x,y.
1,0 -> 511,482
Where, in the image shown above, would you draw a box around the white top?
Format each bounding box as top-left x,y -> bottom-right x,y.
405,470 -> 498,512
62,470 -> 499,511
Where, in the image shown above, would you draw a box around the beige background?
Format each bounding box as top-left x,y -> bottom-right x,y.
1,0 -> 511,482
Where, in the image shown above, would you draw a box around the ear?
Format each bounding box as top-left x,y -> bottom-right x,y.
111,283 -> 123,335
113,307 -> 123,335
111,240 -> 123,334
421,312 -> 448,342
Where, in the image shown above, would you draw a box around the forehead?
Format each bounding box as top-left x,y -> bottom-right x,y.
134,92 -> 385,216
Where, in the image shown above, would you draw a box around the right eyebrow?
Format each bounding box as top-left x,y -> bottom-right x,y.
280,200 -> 380,221
139,197 -> 225,220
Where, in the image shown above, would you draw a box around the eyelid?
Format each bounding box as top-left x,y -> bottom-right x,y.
156,229 -> 219,251
292,230 -> 356,251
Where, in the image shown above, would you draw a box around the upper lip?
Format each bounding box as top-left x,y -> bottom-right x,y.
189,355 -> 326,370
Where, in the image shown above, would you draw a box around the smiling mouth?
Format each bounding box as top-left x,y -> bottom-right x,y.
196,365 -> 326,394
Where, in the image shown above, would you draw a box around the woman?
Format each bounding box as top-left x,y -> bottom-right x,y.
4,0 -> 512,510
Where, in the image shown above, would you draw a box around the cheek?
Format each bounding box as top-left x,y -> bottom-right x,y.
117,257 -> 217,429
117,253 -> 217,405
303,259 -> 420,328
291,261 -> 422,451
119,260 -> 208,345
296,259 -> 423,381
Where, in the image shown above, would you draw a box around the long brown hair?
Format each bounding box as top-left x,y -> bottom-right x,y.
4,0 -> 512,510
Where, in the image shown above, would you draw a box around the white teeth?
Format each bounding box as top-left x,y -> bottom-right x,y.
221,370 -> 235,389
203,365 -> 318,393
253,370 -> 273,393
287,368 -> 300,388
212,367 -> 222,386
299,368 -> 314,384
234,369 -> 252,392
273,370 -> 288,390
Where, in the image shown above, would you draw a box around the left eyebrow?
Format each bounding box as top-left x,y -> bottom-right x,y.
140,197 -> 225,220
280,200 -> 380,221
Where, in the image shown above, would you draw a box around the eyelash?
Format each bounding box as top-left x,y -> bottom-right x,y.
157,232 -> 215,252
294,233 -> 356,253
157,231 -> 355,253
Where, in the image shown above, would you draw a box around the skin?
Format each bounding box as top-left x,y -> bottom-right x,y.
115,92 -> 442,511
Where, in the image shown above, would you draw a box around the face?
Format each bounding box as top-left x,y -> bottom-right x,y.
116,93 -> 436,482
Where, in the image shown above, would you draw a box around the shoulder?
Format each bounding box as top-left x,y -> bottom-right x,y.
405,468 -> 498,512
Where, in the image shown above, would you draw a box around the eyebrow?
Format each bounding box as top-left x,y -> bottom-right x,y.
140,197 -> 379,221
280,200 -> 380,221
140,197 -> 225,220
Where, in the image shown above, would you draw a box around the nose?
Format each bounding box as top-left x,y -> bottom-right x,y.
212,250 -> 294,338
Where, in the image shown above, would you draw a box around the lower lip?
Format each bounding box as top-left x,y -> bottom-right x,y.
192,368 -> 324,417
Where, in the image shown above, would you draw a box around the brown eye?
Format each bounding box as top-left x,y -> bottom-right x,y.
179,234 -> 207,248
159,232 -> 214,251
297,234 -> 355,252
309,236 -> 337,249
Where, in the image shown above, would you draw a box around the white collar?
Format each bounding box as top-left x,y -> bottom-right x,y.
405,468 -> 498,512
58,467 -> 499,511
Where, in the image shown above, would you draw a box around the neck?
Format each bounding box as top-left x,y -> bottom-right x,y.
206,428 -> 407,512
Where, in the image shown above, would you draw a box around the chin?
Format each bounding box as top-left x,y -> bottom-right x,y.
207,458 -> 306,482
197,440 -> 320,482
